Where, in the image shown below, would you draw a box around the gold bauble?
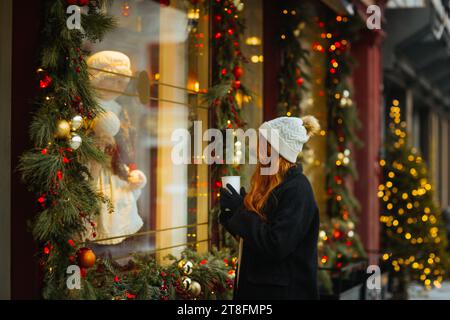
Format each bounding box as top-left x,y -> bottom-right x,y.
178,259 -> 194,275
188,280 -> 202,297
55,120 -> 71,138
77,247 -> 96,268
178,259 -> 193,275
177,259 -> 187,269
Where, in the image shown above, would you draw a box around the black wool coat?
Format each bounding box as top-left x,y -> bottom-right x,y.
222,164 -> 320,300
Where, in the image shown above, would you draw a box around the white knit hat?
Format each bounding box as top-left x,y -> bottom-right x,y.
259,116 -> 319,163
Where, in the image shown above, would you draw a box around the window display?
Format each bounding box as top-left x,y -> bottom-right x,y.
86,50 -> 147,245
86,0 -> 210,259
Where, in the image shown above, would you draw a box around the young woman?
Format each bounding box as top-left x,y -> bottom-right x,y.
220,116 -> 320,300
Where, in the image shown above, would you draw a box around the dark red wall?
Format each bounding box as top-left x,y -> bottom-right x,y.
352,28 -> 384,265
11,0 -> 43,299
263,0 -> 281,121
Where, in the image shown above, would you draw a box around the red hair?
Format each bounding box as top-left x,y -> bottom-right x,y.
243,143 -> 294,219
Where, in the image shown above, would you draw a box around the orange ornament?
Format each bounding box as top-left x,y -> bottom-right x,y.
77,247 -> 96,268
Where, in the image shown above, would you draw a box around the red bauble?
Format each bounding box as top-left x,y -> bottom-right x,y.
77,247 -> 96,268
233,80 -> 241,89
39,74 -> 52,89
233,66 -> 244,79
333,229 -> 342,239
296,77 -> 304,86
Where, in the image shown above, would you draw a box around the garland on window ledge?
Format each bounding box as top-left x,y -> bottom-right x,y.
314,15 -> 366,271
19,0 -> 241,300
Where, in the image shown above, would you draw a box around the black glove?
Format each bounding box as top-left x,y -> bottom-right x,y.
220,184 -> 246,213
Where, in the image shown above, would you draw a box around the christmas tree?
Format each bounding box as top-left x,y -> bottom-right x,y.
379,99 -> 449,290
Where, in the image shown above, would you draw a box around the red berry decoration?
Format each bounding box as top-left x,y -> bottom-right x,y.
233,66 -> 244,79
234,80 -> 241,89
296,77 -> 304,86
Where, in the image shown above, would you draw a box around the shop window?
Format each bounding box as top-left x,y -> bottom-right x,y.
85,0 -> 210,261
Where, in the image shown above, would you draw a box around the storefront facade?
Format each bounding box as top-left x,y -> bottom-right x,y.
2,0 -> 385,299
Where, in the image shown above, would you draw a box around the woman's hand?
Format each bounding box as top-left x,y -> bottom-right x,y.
219,185 -> 246,234
220,184 -> 246,213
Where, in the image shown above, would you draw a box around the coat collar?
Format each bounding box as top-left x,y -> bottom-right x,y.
284,163 -> 303,180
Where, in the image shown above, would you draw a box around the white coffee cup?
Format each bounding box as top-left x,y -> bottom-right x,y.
221,176 -> 241,193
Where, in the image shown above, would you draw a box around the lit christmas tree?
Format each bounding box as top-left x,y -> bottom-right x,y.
379,99 -> 449,290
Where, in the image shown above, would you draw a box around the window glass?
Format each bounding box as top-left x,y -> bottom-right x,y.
85,0 -> 210,261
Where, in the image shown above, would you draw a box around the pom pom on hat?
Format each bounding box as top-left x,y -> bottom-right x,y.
301,115 -> 321,137
259,115 -> 320,163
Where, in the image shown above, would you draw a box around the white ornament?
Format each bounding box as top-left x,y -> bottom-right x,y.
93,111 -> 121,138
182,276 -> 192,290
70,134 -> 82,150
183,261 -> 194,275
71,115 -> 83,131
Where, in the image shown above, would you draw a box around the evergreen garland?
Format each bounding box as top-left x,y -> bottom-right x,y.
205,0 -> 250,249
19,0 -> 115,299
315,14 -> 366,270
277,0 -> 311,117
